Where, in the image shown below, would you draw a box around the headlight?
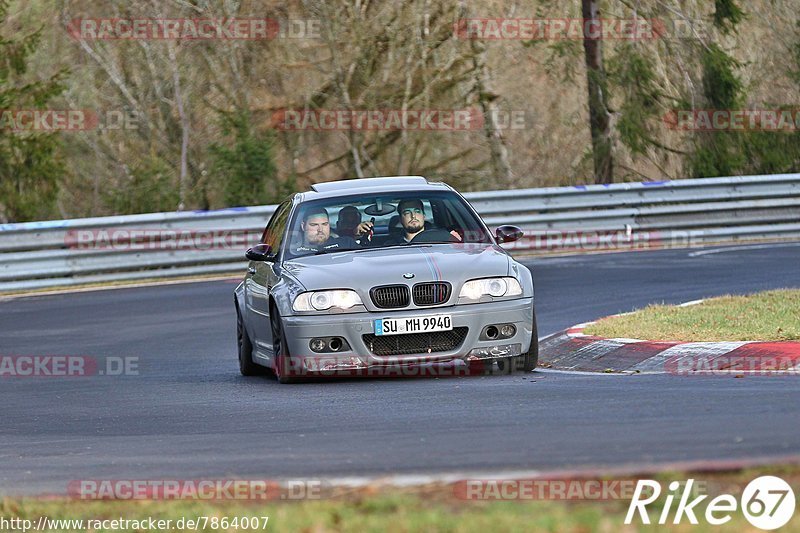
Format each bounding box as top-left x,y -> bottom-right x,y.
293,290 -> 364,312
458,277 -> 523,301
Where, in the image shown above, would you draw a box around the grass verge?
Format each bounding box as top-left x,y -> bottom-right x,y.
3,466 -> 800,532
584,289 -> 800,342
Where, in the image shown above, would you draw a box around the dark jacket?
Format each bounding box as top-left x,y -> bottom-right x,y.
293,236 -> 360,255
382,228 -> 456,246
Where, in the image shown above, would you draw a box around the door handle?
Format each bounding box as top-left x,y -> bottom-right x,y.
247,266 -> 256,274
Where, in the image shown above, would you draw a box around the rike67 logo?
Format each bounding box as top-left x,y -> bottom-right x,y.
626,476 -> 796,530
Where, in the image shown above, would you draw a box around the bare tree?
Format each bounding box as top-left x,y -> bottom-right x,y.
582,0 -> 613,183
470,37 -> 513,186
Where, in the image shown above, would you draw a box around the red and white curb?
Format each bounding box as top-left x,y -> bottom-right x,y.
540,312 -> 800,376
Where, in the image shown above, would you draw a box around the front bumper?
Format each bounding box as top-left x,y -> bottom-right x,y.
281,298 -> 534,372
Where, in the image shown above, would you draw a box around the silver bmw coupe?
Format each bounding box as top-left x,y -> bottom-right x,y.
234,176 -> 537,383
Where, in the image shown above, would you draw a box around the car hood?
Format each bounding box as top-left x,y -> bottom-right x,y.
283,244 -> 510,291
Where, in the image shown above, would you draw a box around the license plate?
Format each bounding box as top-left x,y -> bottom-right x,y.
374,315 -> 452,336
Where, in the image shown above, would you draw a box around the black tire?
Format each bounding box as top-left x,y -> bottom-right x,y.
271,310 -> 298,384
237,306 -> 261,376
513,308 -> 539,373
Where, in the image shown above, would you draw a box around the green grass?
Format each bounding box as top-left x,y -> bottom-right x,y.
4,467 -> 800,532
584,289 -> 800,342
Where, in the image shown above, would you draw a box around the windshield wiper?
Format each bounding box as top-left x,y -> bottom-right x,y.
350,243 -> 435,253
314,244 -> 366,255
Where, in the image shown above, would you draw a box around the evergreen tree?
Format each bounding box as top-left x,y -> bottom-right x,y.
208,112 -> 286,206
688,0 -> 800,177
0,0 -> 67,222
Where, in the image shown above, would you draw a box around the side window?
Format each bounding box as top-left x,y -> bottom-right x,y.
260,201 -> 291,255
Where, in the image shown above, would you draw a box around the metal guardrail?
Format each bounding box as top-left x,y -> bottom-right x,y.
1,174 -> 799,292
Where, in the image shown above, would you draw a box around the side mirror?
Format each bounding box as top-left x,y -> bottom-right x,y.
245,244 -> 273,262
495,225 -> 524,244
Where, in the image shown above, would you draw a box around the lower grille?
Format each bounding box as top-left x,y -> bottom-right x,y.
363,327 -> 469,356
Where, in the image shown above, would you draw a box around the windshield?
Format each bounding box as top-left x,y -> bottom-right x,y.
283,190 -> 494,259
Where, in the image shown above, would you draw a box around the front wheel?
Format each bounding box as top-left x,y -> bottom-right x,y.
271,311 -> 298,384
513,308 -> 539,373
237,306 -> 261,376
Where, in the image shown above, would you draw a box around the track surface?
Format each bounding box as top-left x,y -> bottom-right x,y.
2,243 -> 800,494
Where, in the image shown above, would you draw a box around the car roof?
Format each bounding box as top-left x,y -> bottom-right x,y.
299,176 -> 451,201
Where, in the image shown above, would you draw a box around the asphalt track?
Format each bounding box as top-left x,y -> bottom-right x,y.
2,243 -> 800,495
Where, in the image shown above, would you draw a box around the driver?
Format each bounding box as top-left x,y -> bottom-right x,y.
293,208 -> 360,254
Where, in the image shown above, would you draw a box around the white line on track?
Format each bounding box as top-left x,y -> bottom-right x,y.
688,241 -> 800,257
535,368 -> 638,376
288,455 -> 800,489
0,275 -> 240,300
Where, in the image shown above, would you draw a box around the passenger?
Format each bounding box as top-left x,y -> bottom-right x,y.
382,199 -> 455,245
336,206 -> 362,238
